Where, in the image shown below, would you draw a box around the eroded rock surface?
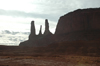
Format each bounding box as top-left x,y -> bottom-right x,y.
19,19 -> 53,47
55,8 -> 100,34
19,8 -> 100,47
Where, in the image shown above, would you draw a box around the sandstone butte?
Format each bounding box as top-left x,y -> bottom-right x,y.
19,8 -> 100,47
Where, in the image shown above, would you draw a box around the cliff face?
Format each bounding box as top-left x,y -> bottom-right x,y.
55,8 -> 100,35
19,8 -> 100,47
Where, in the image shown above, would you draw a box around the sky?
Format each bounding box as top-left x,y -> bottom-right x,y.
0,0 -> 100,34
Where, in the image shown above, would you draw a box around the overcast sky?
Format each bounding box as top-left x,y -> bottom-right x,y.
0,0 -> 100,34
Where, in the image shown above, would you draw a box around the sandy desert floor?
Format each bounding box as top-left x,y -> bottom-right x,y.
0,55 -> 99,66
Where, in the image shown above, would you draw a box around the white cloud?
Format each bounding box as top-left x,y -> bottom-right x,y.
0,0 -> 37,13
0,15 -> 57,34
0,0 -> 100,34
0,0 -> 100,45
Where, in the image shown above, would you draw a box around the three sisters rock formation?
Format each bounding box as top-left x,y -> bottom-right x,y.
19,19 -> 53,47
19,8 -> 100,47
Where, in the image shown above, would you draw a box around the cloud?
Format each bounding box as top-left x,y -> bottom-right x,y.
1,0 -> 100,23
0,15 -> 57,34
0,0 -> 100,46
0,0 -> 100,33
36,0 -> 100,14
0,0 -> 84,22
80,0 -> 100,8
0,9 -> 57,21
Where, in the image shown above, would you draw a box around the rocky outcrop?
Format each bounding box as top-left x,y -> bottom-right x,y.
55,8 -> 100,35
38,25 -> 42,35
19,19 -> 53,47
29,21 -> 36,40
19,8 -> 100,47
53,8 -> 100,42
44,19 -> 52,35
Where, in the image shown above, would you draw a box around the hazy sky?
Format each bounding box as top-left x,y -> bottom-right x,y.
0,0 -> 100,34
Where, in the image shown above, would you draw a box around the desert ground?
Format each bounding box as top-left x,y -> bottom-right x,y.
0,55 -> 99,66
0,46 -> 100,66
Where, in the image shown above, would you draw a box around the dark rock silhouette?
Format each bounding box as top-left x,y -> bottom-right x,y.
19,19 -> 53,47
54,8 -> 100,42
19,8 -> 100,47
44,19 -> 52,35
55,8 -> 100,35
38,25 -> 42,35
29,21 -> 36,40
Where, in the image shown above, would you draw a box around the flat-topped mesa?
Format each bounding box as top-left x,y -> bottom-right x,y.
38,25 -> 42,35
55,8 -> 100,35
29,21 -> 36,40
43,19 -> 52,35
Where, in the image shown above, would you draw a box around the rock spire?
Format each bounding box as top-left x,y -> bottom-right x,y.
44,19 -> 52,35
29,21 -> 36,40
38,25 -> 42,35
20,19 -> 53,47
19,8 -> 100,47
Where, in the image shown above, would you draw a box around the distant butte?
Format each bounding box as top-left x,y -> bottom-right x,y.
19,8 -> 100,47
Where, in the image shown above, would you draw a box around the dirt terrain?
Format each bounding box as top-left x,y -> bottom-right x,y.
0,39 -> 100,66
0,55 -> 100,66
